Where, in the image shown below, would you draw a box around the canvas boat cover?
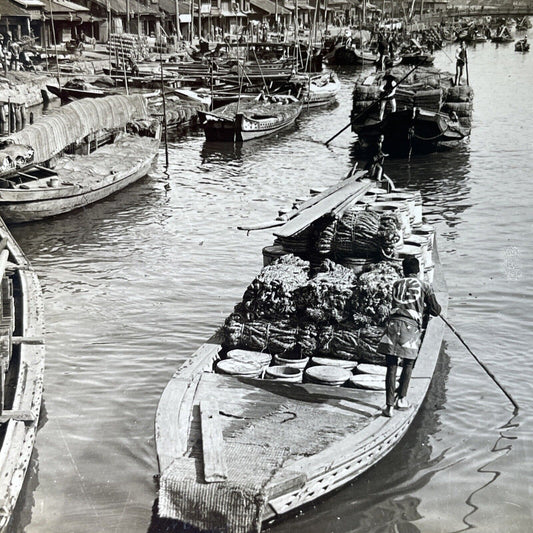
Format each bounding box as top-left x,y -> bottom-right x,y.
7,94 -> 148,164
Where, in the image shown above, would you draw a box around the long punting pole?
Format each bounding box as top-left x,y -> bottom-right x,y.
325,61 -> 423,146
160,49 -> 169,167
440,315 -> 519,415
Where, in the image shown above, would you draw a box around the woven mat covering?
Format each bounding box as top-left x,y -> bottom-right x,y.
159,442 -> 288,533
8,94 -> 148,164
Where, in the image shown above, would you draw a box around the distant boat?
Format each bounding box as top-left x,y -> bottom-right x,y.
515,39 -> 530,52
0,216 -> 44,530
295,72 -> 341,108
46,77 -> 119,101
198,94 -> 302,142
0,95 -> 160,222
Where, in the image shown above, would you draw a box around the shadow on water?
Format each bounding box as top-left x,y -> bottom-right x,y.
453,414 -> 520,533
146,344 -> 452,533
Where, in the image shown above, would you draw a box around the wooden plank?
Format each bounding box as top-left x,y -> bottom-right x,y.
0,410 -> 36,423
0,251 -> 8,286
200,398 -> 228,483
237,171 -> 368,232
12,336 -> 45,345
274,180 -> 372,238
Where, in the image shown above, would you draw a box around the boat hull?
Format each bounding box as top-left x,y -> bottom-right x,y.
199,100 -> 302,142
354,109 -> 470,155
0,218 -> 45,530
155,207 -> 448,532
0,152 -> 157,223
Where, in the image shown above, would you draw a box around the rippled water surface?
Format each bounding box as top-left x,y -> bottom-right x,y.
9,36 -> 533,532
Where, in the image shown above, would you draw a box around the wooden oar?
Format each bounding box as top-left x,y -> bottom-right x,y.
439,315 -> 519,414
324,61 -> 425,147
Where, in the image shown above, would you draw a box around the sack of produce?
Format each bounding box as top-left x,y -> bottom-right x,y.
239,254 -> 310,320
377,213 -> 402,258
294,259 -> 357,324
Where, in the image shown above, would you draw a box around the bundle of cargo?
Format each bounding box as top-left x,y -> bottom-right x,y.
294,259 -> 357,324
413,88 -> 443,112
352,261 -> 401,326
317,322 -> 386,364
237,254 -> 309,320
442,85 -> 475,129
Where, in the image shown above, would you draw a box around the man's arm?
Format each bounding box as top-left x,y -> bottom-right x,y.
425,286 -> 441,317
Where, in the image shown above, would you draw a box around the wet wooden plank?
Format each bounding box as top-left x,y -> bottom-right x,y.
200,399 -> 228,483
274,180 -> 372,238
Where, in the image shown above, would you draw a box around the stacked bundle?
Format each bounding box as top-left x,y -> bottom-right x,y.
331,209 -> 382,258
353,262 -> 401,326
357,325 -> 386,364
223,314 -> 319,356
317,322 -> 384,362
442,85 -> 474,129
413,88 -> 443,112
294,260 -> 357,324
377,213 -> 402,258
239,254 -> 309,320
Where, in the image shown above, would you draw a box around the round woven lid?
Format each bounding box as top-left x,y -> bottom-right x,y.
349,374 -> 387,390
311,357 -> 358,370
227,349 -> 272,366
356,363 -> 387,376
305,365 -> 351,384
216,359 -> 262,377
265,365 -> 302,378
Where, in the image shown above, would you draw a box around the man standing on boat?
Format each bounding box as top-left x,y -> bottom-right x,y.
378,61 -> 397,121
378,257 -> 441,417
454,41 -> 467,86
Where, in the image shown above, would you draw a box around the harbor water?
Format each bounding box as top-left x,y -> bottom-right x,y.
9,38 -> 533,532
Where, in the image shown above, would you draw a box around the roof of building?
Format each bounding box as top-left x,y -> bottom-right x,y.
158,0 -> 193,15
249,0 -> 291,15
0,0 -> 32,16
44,0 -> 89,12
90,0 -> 160,15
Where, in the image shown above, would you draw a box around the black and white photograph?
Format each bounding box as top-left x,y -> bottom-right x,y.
0,0 -> 530,531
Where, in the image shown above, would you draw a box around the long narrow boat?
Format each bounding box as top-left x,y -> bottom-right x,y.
0,217 -> 45,530
198,94 -> 302,142
0,95 -> 160,223
296,72 -> 341,108
155,174 -> 448,532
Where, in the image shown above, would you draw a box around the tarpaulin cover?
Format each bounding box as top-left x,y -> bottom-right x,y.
7,94 -> 148,164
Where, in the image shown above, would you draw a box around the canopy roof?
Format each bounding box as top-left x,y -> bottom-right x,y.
0,0 -> 31,17
249,0 -> 291,15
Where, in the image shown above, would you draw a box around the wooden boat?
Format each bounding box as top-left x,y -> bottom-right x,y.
155,174 -> 448,532
515,39 -> 530,52
295,72 -> 341,108
353,108 -> 471,155
400,51 -> 435,66
491,34 -> 514,44
46,81 -> 119,101
198,94 -> 302,142
0,95 -> 160,222
0,217 -> 45,530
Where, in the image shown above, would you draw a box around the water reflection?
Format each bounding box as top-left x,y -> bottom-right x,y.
454,414 -> 519,533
